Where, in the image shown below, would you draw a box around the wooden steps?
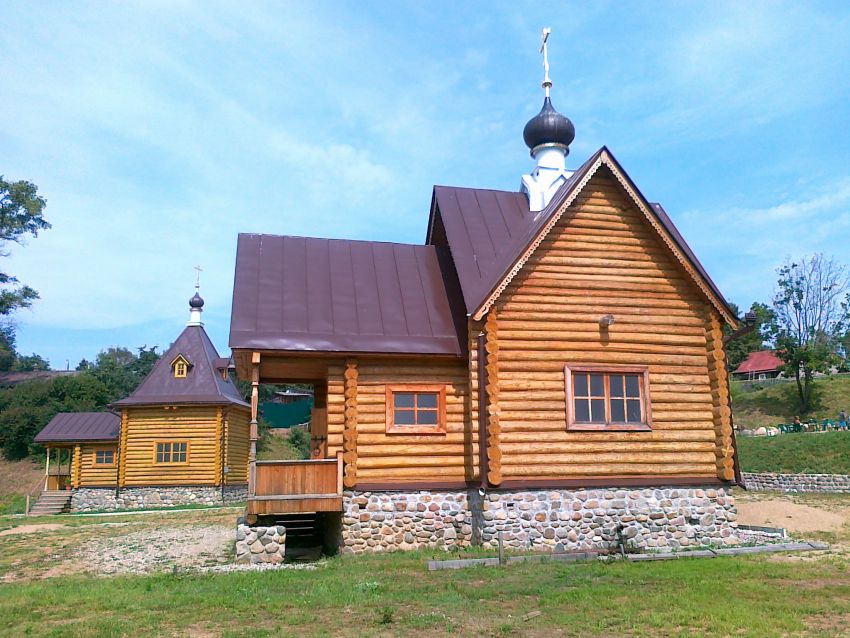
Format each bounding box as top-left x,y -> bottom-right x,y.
28,490 -> 71,516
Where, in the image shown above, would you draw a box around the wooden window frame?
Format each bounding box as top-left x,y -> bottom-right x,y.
385,384 -> 447,435
564,365 -> 652,432
153,441 -> 190,465
93,447 -> 116,467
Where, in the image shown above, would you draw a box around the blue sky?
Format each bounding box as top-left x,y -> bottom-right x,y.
2,1 -> 849,368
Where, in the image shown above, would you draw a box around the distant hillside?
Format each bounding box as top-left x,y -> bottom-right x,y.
737,431 -> 850,474
732,375 -> 850,431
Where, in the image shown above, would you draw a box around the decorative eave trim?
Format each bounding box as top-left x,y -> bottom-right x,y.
471,149 -> 737,326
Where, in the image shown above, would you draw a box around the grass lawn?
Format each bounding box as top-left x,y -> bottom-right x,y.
737,431 -> 850,474
1,494 -> 850,637
733,375 -> 850,430
1,549 -> 849,637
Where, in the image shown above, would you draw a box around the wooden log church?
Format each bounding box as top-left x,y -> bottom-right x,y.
229,32 -> 741,560
32,293 -> 250,514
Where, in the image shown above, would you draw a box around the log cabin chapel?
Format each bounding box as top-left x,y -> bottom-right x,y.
229,30 -> 741,561
32,293 -> 251,514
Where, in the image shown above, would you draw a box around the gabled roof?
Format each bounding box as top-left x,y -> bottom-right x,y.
735,350 -> 784,374
429,147 -> 737,325
35,412 -> 120,443
113,325 -> 249,407
229,234 -> 465,356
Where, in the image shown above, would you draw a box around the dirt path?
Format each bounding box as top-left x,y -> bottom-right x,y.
0,523 -> 66,537
736,498 -> 850,534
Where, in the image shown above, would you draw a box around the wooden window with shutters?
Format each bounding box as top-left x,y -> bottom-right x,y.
385,385 -> 447,434
564,366 -> 652,431
154,441 -> 190,464
94,448 -> 115,466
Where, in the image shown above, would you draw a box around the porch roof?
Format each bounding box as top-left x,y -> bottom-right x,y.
34,412 -> 121,443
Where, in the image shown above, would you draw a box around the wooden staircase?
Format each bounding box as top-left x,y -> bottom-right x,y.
28,490 -> 71,516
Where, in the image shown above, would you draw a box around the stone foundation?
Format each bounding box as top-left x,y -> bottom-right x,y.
70,485 -> 247,512
235,520 -> 286,564
742,472 -> 850,493
341,486 -> 738,554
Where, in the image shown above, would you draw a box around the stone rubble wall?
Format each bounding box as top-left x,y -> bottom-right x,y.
341,486 -> 738,554
742,472 -> 850,493
70,485 -> 247,512
235,520 -> 286,564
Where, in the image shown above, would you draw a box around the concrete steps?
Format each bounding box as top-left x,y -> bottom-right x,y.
29,490 -> 71,516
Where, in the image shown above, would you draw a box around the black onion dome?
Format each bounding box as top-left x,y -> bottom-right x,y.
189,292 -> 204,309
522,97 -> 575,151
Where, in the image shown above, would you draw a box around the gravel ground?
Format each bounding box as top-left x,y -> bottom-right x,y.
78,524 -> 236,575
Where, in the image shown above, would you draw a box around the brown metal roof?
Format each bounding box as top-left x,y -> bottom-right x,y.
229,234 -> 464,356
34,412 -> 120,443
430,146 -> 735,322
113,325 -> 249,407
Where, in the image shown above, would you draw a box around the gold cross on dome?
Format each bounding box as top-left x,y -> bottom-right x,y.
194,264 -> 203,290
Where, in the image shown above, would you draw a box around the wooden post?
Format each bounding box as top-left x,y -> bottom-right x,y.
484,310 -> 502,486
342,358 -> 358,488
248,351 -> 260,497
73,443 -> 81,489
44,446 -> 50,491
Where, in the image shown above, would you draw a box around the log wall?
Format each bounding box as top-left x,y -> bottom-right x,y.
74,443 -> 119,487
325,357 -> 472,485
121,406 -> 221,486
225,407 -> 251,484
492,169 -> 720,481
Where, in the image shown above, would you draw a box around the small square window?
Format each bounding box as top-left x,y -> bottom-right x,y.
386,385 -> 446,434
94,449 -> 115,466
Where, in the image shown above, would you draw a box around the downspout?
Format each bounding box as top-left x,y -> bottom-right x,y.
477,332 -> 489,490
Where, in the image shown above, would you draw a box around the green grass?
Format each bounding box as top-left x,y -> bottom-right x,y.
737,431 -> 850,474
733,375 -> 850,430
0,494 -> 26,516
0,550 -> 849,637
257,432 -> 305,461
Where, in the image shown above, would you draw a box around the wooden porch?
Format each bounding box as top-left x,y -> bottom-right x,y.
246,452 -> 343,515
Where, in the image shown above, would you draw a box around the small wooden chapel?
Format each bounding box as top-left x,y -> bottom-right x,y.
32,292 -> 250,514
228,30 -> 742,560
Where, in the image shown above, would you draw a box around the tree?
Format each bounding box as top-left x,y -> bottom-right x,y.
725,301 -> 774,371
13,353 -> 50,371
0,177 -> 50,316
769,254 -> 850,413
87,346 -> 160,402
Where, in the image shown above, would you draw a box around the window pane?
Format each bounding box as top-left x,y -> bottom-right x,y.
394,409 -> 415,425
627,399 -> 642,422
609,374 -> 624,397
394,393 -> 415,408
574,398 -> 590,422
417,393 -> 438,409
105,452 -> 113,463
573,373 -> 588,397
590,374 -> 605,396
610,400 -> 625,422
417,410 -> 438,425
625,375 -> 641,398
590,399 -> 606,422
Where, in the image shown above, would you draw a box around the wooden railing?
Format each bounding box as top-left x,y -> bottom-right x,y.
248,452 -> 343,515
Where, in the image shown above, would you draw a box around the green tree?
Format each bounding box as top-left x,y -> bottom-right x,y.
12,353 -> 50,371
0,177 -> 50,316
0,322 -> 16,371
0,374 -> 111,459
725,301 -> 774,371
87,346 -> 160,402
768,254 -> 850,413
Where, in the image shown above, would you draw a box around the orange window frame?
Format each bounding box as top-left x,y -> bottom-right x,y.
153,441 -> 190,465
385,384 -> 447,434
564,365 -> 652,432
93,447 -> 116,467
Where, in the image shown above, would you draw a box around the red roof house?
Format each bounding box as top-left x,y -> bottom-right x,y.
733,350 -> 784,379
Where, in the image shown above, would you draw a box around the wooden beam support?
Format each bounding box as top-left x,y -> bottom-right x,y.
484,309 -> 502,486
342,357 -> 358,488
248,351 -> 260,497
